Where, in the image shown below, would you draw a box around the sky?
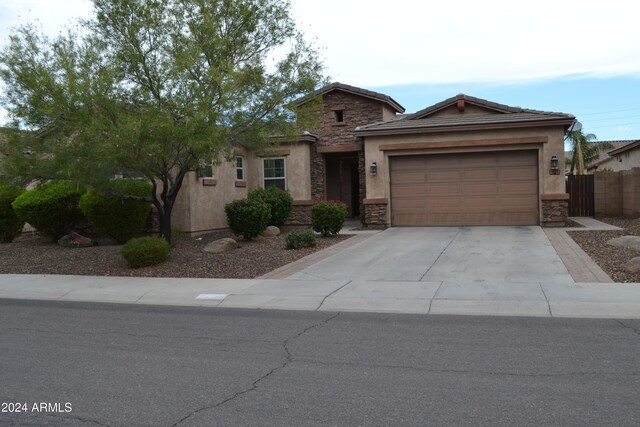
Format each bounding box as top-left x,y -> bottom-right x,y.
1,0 -> 640,141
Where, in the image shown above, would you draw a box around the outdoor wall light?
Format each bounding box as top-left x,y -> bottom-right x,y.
370,161 -> 378,176
550,155 -> 560,175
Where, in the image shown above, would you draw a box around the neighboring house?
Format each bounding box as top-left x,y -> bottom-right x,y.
587,140 -> 640,173
173,82 -> 575,232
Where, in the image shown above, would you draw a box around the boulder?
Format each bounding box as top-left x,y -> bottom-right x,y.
606,236 -> 640,251
57,232 -> 95,248
625,257 -> 640,275
261,226 -> 280,237
202,237 -> 238,254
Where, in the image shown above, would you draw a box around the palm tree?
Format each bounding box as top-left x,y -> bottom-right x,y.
565,130 -> 613,175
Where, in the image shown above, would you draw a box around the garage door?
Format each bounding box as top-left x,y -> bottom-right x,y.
390,150 -> 538,226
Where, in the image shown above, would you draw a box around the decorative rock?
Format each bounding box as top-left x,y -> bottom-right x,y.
202,238 -> 238,254
625,257 -> 640,274
57,232 -> 95,248
261,226 -> 280,237
606,236 -> 640,251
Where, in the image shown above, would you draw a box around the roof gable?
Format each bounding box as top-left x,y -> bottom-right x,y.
407,94 -> 520,120
293,82 -> 405,113
355,94 -> 575,136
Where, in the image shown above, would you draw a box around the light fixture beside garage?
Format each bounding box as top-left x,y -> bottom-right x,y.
369,161 -> 378,176
550,155 -> 560,175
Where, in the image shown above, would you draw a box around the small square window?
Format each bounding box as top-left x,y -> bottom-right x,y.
334,110 -> 344,123
236,156 -> 245,180
198,160 -> 214,178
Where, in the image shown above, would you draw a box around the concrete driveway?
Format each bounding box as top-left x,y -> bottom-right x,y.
286,226 -> 574,284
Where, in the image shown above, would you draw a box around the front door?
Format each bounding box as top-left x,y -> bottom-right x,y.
325,154 -> 360,217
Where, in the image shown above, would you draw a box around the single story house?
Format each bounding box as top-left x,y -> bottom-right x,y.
173,82 -> 575,232
587,140 -> 640,173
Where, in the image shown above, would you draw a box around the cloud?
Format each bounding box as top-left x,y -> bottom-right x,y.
291,0 -> 640,85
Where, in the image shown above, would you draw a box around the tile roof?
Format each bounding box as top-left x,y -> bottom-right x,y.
355,94 -> 574,135
608,139 -> 640,156
405,94 -> 572,120
292,82 -> 405,113
586,140 -> 638,169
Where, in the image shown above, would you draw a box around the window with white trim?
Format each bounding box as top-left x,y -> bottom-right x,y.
263,157 -> 286,190
236,156 -> 245,180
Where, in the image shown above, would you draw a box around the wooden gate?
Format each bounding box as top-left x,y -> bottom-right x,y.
566,175 -> 594,217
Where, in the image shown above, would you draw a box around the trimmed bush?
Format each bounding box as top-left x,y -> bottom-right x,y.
80,179 -> 152,243
248,186 -> 293,227
0,185 -> 25,243
121,236 -> 170,268
224,199 -> 270,240
11,181 -> 84,240
311,200 -> 348,237
286,229 -> 317,249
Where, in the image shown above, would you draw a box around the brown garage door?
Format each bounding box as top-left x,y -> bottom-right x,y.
390,150 -> 539,226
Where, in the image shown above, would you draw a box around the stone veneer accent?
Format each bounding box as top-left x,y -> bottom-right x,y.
541,194 -> 569,227
363,199 -> 388,228
285,201 -> 313,226
306,90 -> 389,202
358,150 -> 366,221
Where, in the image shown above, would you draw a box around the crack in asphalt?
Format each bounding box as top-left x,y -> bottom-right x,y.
168,312 -> 341,427
288,358 -> 640,378
616,319 -> 640,337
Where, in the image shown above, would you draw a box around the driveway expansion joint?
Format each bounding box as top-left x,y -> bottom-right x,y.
316,280 -> 352,311
427,282 -> 445,314
419,229 -> 461,281
169,312 -> 341,426
539,283 -> 553,317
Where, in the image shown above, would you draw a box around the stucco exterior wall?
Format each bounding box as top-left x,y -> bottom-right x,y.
363,126 -> 567,224
609,147 -> 640,171
176,159 -> 249,233
172,142 -> 311,233
245,142 -> 311,201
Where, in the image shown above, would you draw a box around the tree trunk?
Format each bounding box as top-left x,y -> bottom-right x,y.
159,201 -> 173,244
576,140 -> 585,175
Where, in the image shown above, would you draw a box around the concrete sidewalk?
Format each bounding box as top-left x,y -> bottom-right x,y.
1,218 -> 639,319
2,273 -> 640,318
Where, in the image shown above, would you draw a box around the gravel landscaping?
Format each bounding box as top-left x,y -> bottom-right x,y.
568,217 -> 640,283
0,231 -> 351,278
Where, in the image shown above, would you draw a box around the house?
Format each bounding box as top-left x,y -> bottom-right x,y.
172,83 -> 575,232
587,140 -> 640,173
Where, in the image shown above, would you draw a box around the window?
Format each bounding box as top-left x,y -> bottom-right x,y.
263,157 -> 286,190
198,160 -> 214,178
236,156 -> 245,180
334,110 -> 344,123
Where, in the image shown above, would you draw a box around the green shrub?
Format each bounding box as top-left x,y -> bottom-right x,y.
311,200 -> 348,237
248,186 -> 294,227
11,181 -> 84,240
80,179 -> 152,243
224,199 -> 270,240
0,185 -> 25,243
121,236 -> 170,268
286,229 -> 317,249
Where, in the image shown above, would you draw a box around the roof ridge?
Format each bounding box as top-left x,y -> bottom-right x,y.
292,82 -> 405,113
405,94 -> 573,120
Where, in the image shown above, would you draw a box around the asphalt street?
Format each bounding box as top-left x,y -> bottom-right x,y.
1,299 -> 640,426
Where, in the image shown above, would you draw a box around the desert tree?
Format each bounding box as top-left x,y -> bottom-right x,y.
0,0 -> 324,242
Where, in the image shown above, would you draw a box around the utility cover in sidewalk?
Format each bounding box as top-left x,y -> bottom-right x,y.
196,294 -> 228,300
